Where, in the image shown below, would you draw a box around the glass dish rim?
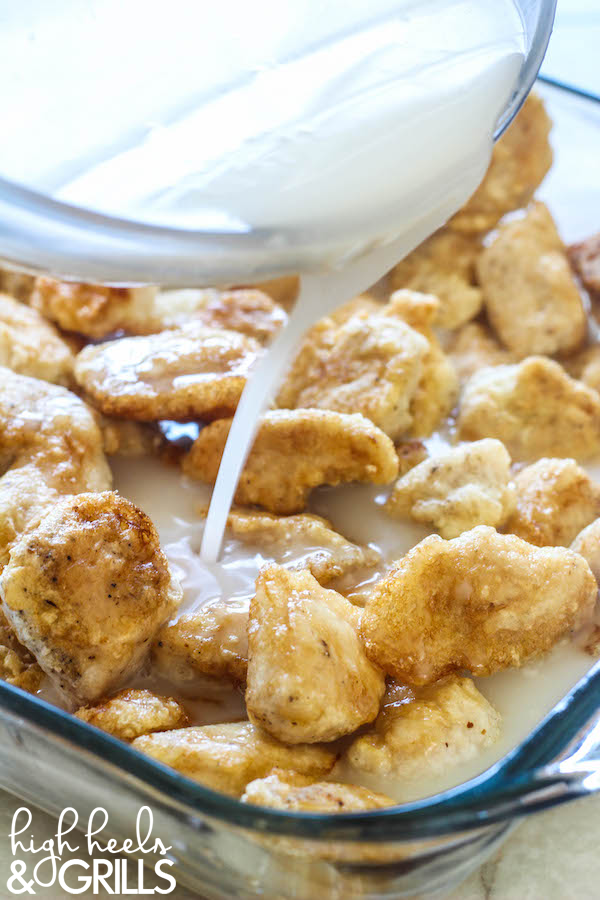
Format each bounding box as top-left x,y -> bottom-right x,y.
1,651 -> 598,843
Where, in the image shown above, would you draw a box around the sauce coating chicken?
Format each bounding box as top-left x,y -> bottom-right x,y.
75,688 -> 189,742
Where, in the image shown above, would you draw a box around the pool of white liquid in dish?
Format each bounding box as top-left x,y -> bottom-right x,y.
111,453 -> 600,804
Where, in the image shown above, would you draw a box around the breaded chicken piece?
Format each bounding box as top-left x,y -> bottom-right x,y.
385,291 -> 459,436
449,93 -> 553,233
505,458 -> 600,547
74,324 -> 261,422
220,507 -> 380,584
31,278 -> 158,339
361,526 -> 597,685
445,322 -> 515,383
568,233 -> 600,300
389,229 -> 483,329
457,357 -> 600,460
152,288 -> 286,343
246,566 -> 385,743
242,769 -> 393,811
132,722 -> 337,796
395,440 -> 428,477
75,688 -> 189,742
0,492 -> 182,702
477,203 -> 586,358
345,676 -> 500,779
0,268 -> 35,303
99,418 -> 164,458
0,294 -> 74,385
386,439 -> 515,539
183,410 -> 399,515
276,306 -> 428,439
235,275 -> 300,311
153,596 -> 250,687
571,518 -> 600,584
0,369 -> 111,566
0,609 -> 44,693
561,345 -> 600,395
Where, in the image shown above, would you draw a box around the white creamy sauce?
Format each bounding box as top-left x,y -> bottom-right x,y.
111,455 -> 600,802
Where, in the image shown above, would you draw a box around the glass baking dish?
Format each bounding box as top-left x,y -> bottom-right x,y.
0,80 -> 599,900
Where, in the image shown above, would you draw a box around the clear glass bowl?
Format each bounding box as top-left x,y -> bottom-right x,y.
0,0 -> 556,286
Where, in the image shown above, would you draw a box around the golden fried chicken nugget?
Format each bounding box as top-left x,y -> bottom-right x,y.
99,418 -> 164,458
571,518 -> 600,585
345,676 -> 500,779
0,492 -> 182,702
0,609 -> 44,693
246,566 -> 385,743
0,369 -> 111,566
236,275 -> 300,311
457,357 -> 600,460
505,458 -> 600,547
74,324 -> 261,422
0,268 -> 35,303
386,439 -> 515,539
568,232 -> 600,300
477,203 -> 586,357
389,229 -> 483,329
153,596 -> 250,687
361,526 -> 597,685
0,293 -> 74,385
183,410 -> 399,515
132,722 -> 337,796
153,288 -> 286,343
75,688 -> 189,742
242,769 -> 393,811
386,291 -> 459,436
445,322 -> 515,383
449,93 -> 553,233
276,307 -> 428,439
222,507 -> 380,584
31,278 -> 158,339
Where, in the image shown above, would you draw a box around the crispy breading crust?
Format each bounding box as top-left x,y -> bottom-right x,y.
448,93 -> 553,233
183,409 -> 399,515
74,324 -> 261,422
386,291 -> 459,437
445,322 -> 515,383
505,458 -> 600,547
246,566 -> 385,743
0,268 -> 35,303
360,526 -> 597,685
242,769 -> 393,811
75,688 -> 189,741
345,676 -> 501,778
221,506 -> 380,584
153,596 -> 250,686
457,357 -> 600,460
153,289 -> 286,343
32,279 -> 158,339
477,203 -> 586,357
0,609 -> 44,693
235,276 -> 299,311
561,345 -> 600,394
0,368 -> 111,566
276,307 -> 428,439
132,723 -> 337,796
568,232 -> 600,300
389,229 -> 483,329
386,439 -> 515,538
0,293 -> 74,385
571,518 -> 600,584
0,492 -> 182,702
395,441 -> 428,477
